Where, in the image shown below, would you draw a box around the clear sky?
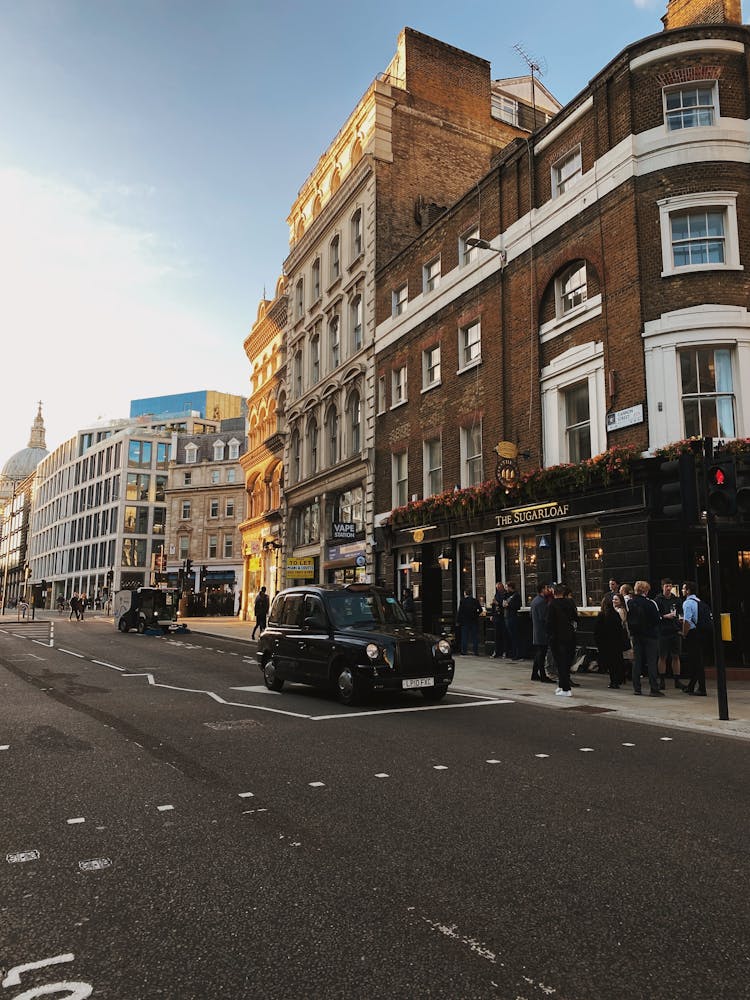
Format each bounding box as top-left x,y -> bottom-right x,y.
0,0 -> 729,464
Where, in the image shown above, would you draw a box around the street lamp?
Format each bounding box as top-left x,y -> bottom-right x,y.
465,237 -> 507,266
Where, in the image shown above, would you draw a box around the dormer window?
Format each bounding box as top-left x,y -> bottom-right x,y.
213,440 -> 226,461
228,439 -> 240,460
185,443 -> 198,464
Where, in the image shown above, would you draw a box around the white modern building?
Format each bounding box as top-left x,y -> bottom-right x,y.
29,418 -> 179,606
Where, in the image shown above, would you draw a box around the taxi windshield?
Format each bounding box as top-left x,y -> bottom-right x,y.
326,590 -> 409,628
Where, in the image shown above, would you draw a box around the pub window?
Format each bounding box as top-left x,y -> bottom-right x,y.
557,524 -> 604,608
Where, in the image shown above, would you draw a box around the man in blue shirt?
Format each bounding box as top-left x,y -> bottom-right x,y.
680,580 -> 707,696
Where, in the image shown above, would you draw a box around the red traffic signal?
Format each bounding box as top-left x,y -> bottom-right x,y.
707,460 -> 737,516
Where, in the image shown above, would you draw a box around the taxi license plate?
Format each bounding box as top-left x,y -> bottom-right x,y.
402,677 -> 434,689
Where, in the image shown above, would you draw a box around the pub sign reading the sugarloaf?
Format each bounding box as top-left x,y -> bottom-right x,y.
496,501 -> 571,527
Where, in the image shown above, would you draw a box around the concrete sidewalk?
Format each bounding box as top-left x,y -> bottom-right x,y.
176,616 -> 750,742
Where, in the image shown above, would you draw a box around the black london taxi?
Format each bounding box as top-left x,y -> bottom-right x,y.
256,584 -> 455,705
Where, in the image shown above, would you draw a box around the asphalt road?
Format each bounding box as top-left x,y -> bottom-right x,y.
1,617 -> 748,1000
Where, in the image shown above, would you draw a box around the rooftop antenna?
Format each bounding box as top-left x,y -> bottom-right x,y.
513,42 -> 546,127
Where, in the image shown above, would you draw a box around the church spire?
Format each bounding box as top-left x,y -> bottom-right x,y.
28,401 -> 46,450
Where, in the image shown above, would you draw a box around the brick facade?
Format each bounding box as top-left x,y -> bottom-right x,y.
372,18 -> 750,641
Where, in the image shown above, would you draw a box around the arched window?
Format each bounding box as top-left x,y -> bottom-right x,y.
347,390 -> 361,456
325,405 -> 338,466
290,429 -> 301,485
556,261 -> 588,316
306,417 -> 318,477
350,294 -> 363,352
351,138 -> 363,166
270,463 -> 282,510
252,477 -> 264,518
312,194 -> 322,219
330,167 -> 341,195
328,316 -> 340,370
293,349 -> 303,398
330,235 -> 340,281
351,208 -> 363,258
310,331 -> 321,385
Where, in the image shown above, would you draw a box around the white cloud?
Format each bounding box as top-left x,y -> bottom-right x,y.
0,167 -> 243,463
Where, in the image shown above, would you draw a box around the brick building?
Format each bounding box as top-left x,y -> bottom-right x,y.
278,27 -> 558,589
373,0 -> 750,664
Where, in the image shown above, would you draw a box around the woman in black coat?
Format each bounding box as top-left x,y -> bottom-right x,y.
594,593 -> 626,689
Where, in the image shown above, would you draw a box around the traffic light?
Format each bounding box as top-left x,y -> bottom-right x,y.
185,558 -> 193,576
707,458 -> 737,516
200,565 -> 208,588
736,455 -> 750,517
655,453 -> 699,522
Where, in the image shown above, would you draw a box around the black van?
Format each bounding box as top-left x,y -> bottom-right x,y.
256,584 -> 455,705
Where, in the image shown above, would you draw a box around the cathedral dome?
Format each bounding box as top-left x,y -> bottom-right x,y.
1,404 -> 49,484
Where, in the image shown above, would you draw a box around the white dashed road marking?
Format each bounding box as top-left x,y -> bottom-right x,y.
157,805 -> 174,812
309,782 -> 325,788
67,818 -> 85,825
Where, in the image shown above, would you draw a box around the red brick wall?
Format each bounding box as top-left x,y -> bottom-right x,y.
374,23 -> 750,517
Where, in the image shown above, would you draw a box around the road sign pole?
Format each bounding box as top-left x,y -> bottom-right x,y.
703,437 -> 729,721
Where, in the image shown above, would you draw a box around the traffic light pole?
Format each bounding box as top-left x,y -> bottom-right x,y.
702,437 -> 729,721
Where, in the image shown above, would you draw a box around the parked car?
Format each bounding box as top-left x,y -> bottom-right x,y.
113,587 -> 182,634
257,584 -> 455,705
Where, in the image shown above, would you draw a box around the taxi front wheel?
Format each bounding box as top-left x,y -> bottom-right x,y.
335,664 -> 360,706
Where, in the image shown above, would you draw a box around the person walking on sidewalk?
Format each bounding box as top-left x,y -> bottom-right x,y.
546,583 -> 578,697
680,581 -> 708,696
69,593 -> 80,621
530,583 -> 552,682
627,581 -> 663,697
252,586 -> 269,640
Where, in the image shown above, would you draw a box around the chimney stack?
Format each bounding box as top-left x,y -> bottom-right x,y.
662,0 -> 743,29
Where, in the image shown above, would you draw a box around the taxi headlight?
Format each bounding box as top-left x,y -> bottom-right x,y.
437,639 -> 451,656
366,643 -> 380,661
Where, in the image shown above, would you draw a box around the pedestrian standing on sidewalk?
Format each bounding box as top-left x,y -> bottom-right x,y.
654,578 -> 683,689
489,581 -> 507,658
530,583 -> 552,682
680,581 -> 708,696
594,593 -> 626,689
252,586 -> 269,640
546,583 -> 578,697
457,589 -> 482,656
79,593 -> 87,621
503,582 -> 522,660
627,581 -> 663,697
69,593 -> 80,621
